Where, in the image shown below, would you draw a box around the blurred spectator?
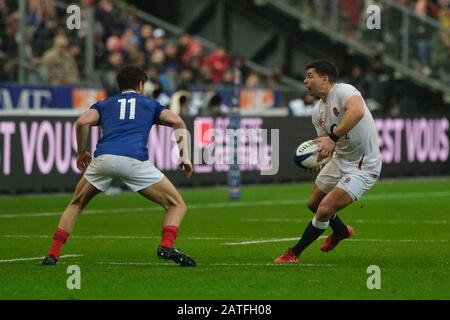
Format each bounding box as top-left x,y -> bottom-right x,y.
363,55 -> 395,113
289,93 -> 316,116
245,71 -> 261,87
144,78 -> 171,106
177,67 -> 194,89
230,55 -> 249,84
140,24 -> 154,44
128,48 -> 145,69
149,48 -> 166,73
345,65 -> 368,95
188,57 -> 204,84
32,5 -> 59,57
27,0 -> 45,30
123,5 -> 141,42
143,37 -> 157,61
432,1 -> 450,82
41,35 -> 80,85
153,28 -> 167,49
339,0 -> 364,38
177,33 -> 193,61
199,65 -> 214,84
267,64 -> 285,86
181,39 -> 204,68
106,35 -> 126,53
1,11 -> 20,81
411,0 -> 434,75
96,0 -> 124,39
203,45 -> 230,84
100,50 -> 123,95
221,69 -> 234,86
121,28 -> 141,51
165,41 -> 180,70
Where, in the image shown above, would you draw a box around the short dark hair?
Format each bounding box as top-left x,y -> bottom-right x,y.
306,60 -> 338,83
116,65 -> 148,91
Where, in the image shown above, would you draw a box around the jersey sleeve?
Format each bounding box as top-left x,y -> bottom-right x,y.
90,102 -> 100,112
338,84 -> 362,108
153,100 -> 168,123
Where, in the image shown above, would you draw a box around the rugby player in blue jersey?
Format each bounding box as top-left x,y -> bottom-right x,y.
42,65 -> 195,267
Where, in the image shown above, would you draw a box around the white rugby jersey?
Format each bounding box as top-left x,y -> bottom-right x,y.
311,83 -> 381,168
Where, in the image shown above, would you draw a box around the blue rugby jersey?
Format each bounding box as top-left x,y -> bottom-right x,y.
90,91 -> 166,161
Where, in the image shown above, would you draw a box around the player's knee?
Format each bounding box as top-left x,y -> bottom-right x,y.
166,196 -> 186,213
176,198 -> 187,214
316,204 -> 335,221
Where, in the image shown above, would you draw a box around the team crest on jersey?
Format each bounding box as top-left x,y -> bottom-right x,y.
333,107 -> 339,117
344,177 -> 351,183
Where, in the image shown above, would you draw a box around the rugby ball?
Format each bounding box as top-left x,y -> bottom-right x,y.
293,140 -> 320,169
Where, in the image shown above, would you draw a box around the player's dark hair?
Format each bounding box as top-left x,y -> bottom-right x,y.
116,65 -> 148,91
306,60 -> 338,83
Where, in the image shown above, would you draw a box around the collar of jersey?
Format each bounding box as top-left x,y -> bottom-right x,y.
122,90 -> 137,94
323,84 -> 337,104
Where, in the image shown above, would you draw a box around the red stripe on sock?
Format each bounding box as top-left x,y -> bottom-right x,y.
160,225 -> 179,248
47,228 -> 70,259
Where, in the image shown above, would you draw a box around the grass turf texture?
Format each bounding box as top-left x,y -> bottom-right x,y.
0,178 -> 449,300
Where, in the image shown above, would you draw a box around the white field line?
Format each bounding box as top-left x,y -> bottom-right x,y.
222,238 -> 449,246
244,218 -> 449,224
96,261 -> 335,267
222,237 -> 302,245
1,190 -> 450,219
1,234 -> 448,244
0,254 -> 82,263
0,234 -> 251,241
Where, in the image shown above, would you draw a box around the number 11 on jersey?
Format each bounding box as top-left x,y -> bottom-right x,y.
118,98 -> 136,120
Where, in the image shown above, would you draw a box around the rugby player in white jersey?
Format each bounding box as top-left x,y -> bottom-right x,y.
274,60 -> 382,263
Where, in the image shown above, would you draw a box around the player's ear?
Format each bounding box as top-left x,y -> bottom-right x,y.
138,81 -> 144,94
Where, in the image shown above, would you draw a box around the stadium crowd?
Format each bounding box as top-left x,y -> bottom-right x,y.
0,0 -> 276,89
297,0 -> 450,79
0,0 -> 448,116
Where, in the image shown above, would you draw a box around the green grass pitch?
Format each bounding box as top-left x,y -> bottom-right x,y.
0,178 -> 449,300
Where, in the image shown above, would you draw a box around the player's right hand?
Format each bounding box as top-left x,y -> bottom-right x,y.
76,151 -> 92,172
180,160 -> 193,178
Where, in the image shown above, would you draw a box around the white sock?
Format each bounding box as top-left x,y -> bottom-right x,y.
312,217 -> 330,230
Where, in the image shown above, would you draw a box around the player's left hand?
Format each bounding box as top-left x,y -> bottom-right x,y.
314,136 -> 335,162
180,160 -> 193,178
76,151 -> 92,172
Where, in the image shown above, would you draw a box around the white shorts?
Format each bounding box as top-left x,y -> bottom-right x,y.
315,157 -> 381,201
84,154 -> 165,192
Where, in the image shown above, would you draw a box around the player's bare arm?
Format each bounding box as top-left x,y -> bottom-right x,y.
158,109 -> 193,178
75,109 -> 100,171
315,96 -> 365,161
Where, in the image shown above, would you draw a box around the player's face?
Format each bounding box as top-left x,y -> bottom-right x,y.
304,68 -> 326,96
